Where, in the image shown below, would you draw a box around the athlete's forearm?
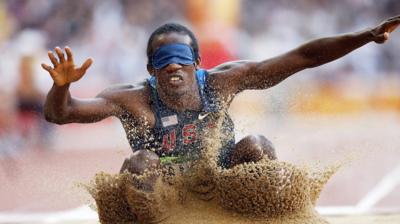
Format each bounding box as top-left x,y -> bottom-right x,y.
44,83 -> 73,124
297,29 -> 374,68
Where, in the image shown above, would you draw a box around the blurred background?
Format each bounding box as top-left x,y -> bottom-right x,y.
0,0 -> 399,222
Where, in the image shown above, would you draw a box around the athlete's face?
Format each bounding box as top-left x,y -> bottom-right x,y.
147,33 -> 201,97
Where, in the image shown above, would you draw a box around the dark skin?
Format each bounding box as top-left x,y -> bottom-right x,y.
42,16 -> 399,176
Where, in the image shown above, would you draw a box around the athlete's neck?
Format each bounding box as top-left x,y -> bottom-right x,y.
158,84 -> 202,112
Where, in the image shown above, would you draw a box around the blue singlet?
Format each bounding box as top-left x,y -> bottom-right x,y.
118,69 -> 235,166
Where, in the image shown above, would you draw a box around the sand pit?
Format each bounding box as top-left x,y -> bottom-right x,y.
87,161 -> 338,224
85,112 -> 343,224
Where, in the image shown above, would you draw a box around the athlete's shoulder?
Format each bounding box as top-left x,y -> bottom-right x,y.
207,60 -> 256,75
205,60 -> 259,102
205,60 -> 256,88
96,81 -> 150,102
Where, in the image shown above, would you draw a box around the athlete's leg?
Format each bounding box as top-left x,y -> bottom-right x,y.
120,149 -> 161,174
120,149 -> 160,191
228,135 -> 277,168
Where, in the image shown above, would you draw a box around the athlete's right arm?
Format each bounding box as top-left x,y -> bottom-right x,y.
42,47 -> 120,124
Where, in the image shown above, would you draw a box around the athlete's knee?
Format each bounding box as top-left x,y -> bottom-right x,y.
229,135 -> 277,167
254,135 -> 277,160
120,149 -> 160,175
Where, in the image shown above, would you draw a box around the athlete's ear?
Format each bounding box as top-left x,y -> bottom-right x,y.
147,64 -> 155,76
195,57 -> 201,70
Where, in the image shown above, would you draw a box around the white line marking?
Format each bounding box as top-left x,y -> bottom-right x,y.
356,164 -> 400,211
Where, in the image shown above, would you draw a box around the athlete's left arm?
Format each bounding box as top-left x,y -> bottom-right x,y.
210,15 -> 400,96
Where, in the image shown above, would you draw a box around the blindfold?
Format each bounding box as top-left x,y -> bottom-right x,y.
151,43 -> 195,69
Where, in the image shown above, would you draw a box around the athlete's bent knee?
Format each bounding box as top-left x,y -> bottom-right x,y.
120,150 -> 160,174
229,135 -> 277,168
255,135 -> 277,160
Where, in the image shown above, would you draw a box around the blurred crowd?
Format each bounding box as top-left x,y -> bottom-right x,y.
0,0 -> 399,156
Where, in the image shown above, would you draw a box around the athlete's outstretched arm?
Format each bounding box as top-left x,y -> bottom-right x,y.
211,15 -> 400,95
42,47 -> 119,124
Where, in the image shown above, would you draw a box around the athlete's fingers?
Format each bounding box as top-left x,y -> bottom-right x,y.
55,46 -> 65,63
379,33 -> 386,43
80,58 -> 93,71
388,24 -> 398,33
384,32 -> 389,40
387,15 -> 400,21
41,63 -> 51,72
375,33 -> 388,44
41,63 -> 57,78
48,51 -> 58,67
386,19 -> 400,33
65,46 -> 74,62
76,58 -> 93,76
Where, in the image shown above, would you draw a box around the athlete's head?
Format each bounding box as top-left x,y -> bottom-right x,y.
146,23 -> 200,64
146,23 -> 201,97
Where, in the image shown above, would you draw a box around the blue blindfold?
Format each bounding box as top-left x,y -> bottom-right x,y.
151,43 -> 195,69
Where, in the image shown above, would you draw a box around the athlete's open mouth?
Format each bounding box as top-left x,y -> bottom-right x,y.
170,76 -> 183,81
168,74 -> 184,85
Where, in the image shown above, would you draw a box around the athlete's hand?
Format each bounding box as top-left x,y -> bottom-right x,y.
371,15 -> 400,44
41,47 -> 93,87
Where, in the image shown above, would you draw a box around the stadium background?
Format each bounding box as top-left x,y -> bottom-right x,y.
0,0 -> 399,223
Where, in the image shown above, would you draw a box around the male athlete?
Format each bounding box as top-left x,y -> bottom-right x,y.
42,16 -> 399,178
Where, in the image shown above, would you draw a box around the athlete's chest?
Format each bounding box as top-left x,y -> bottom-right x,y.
154,111 -> 216,155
